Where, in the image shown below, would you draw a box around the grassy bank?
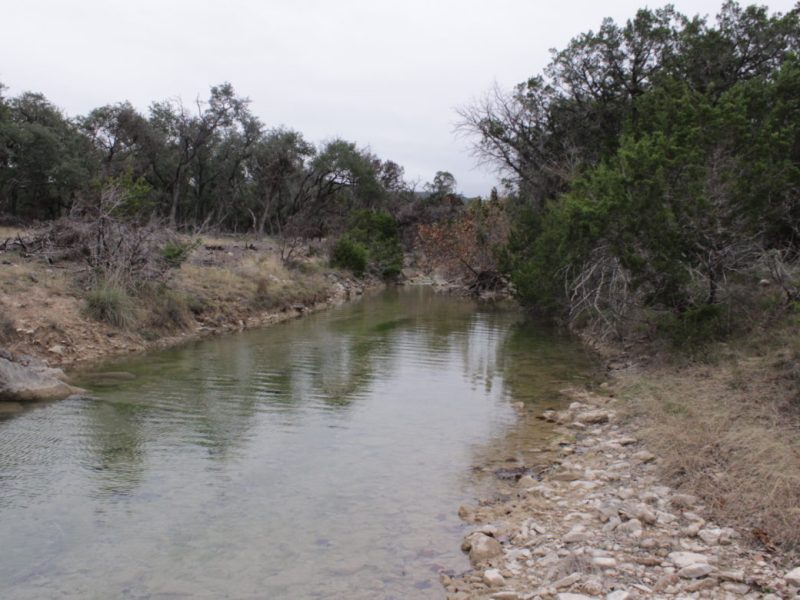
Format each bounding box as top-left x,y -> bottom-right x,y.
0,225 -> 374,369
608,313 -> 800,554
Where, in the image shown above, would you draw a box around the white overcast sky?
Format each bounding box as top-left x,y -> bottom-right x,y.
2,0 -> 796,195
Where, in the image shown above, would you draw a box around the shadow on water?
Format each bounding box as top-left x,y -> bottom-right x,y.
0,286 -> 596,599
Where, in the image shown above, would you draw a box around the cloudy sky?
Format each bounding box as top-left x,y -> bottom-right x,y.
2,0 -> 796,195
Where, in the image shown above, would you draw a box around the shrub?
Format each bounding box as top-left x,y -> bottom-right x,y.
0,313 -> 16,344
349,210 -> 403,278
657,304 -> 729,350
331,236 -> 369,276
85,281 -> 135,328
143,285 -> 193,331
160,239 -> 200,267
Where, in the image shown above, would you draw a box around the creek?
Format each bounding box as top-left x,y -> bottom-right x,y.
0,287 -> 595,599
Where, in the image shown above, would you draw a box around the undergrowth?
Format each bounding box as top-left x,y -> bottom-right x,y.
616,314 -> 800,551
84,281 -> 135,329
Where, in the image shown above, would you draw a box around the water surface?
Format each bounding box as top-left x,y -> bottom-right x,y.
0,287 -> 594,599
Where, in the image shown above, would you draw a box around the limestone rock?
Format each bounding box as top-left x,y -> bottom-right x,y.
592,556 -> 617,568
466,533 -> 502,564
575,409 -> 610,424
483,568 -> 505,587
667,551 -> 710,569
678,563 -> 713,579
785,566 -> 800,586
698,527 -> 721,545
0,355 -> 82,402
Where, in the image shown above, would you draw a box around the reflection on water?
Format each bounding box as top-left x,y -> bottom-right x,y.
0,287 -> 595,599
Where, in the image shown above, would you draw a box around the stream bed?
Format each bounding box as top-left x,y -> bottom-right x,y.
0,287 -> 595,599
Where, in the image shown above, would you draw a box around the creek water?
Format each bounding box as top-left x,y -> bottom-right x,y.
0,287 -> 595,599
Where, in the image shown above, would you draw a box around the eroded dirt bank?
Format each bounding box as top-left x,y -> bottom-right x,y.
445,387 -> 800,600
0,231 -> 381,403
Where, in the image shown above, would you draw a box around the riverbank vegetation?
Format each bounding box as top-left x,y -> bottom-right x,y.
456,0 -> 800,553
0,77 -> 472,353
460,0 -> 799,344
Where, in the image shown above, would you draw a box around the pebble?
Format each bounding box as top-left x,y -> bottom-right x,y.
483,568 -> 505,587
678,563 -> 713,579
448,391 -> 790,600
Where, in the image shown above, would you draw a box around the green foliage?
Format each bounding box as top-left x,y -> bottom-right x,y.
656,304 -> 730,350
94,169 -> 156,216
330,210 -> 403,278
160,239 -> 200,267
0,81 -> 415,237
459,2 -> 800,346
330,236 -> 369,276
84,281 -> 135,329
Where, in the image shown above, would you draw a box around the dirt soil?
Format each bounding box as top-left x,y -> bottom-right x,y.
0,229 -> 378,371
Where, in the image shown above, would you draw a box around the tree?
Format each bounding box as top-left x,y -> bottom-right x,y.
425,170 -> 456,198
145,83 -> 252,228
0,91 -> 94,219
418,199 -> 509,291
247,127 -> 314,236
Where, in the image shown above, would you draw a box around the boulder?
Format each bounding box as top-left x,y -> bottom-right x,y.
0,354 -> 82,402
464,532 -> 502,564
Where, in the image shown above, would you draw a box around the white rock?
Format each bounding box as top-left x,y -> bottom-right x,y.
632,450 -> 655,463
602,516 -> 621,532
721,581 -> 750,594
563,527 -> 589,543
697,527 -> 721,545
785,566 -> 800,586
667,551 -> 710,568
678,563 -> 713,579
491,593 -> 520,600
718,527 -> 737,544
557,594 -> 594,600
592,556 -> 617,568
618,518 -> 643,536
466,533 -> 502,564
717,569 -> 745,582
575,409 -> 610,424
554,572 -> 582,589
483,568 -> 505,587
634,504 -> 657,525
606,591 -> 631,600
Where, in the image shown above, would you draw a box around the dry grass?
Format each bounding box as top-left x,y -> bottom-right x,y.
176,252 -> 331,317
0,303 -> 16,344
0,226 -> 26,241
617,317 -> 800,551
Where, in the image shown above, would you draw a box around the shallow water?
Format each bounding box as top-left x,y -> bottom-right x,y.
0,287 -> 594,599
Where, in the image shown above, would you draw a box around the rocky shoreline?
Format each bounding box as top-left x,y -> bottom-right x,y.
445,388 -> 800,599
